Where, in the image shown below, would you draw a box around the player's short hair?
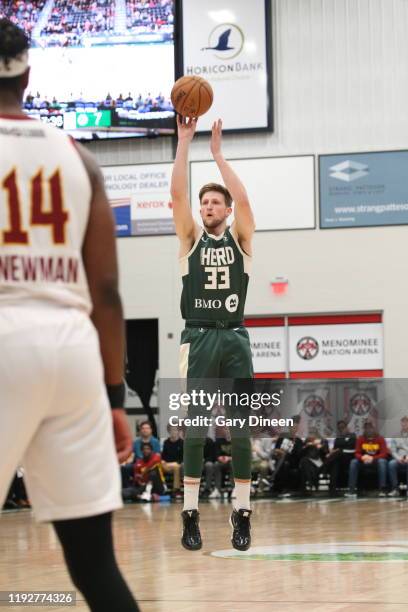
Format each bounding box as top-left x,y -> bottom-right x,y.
0,18 -> 29,93
141,441 -> 153,450
199,183 -> 232,208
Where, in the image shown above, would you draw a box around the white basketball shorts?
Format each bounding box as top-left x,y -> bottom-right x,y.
0,304 -> 122,522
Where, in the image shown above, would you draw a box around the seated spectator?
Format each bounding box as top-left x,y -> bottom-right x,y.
3,470 -> 30,510
299,428 -> 330,494
200,436 -> 217,498
133,442 -> 166,501
346,421 -> 388,497
388,416 -> 408,497
251,437 -> 274,494
326,420 -> 356,495
161,425 -> 183,498
211,426 -> 233,498
121,420 -> 160,487
272,417 -> 304,495
134,420 -> 161,459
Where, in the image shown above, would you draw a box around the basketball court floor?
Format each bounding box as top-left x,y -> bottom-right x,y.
2,498 -> 408,611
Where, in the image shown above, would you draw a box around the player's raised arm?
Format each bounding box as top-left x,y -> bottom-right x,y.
210,119 -> 255,252
77,143 -> 132,463
171,115 -> 199,249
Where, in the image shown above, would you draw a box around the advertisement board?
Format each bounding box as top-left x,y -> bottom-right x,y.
180,0 -> 272,132
320,151 -> 408,228
190,156 -> 315,231
102,163 -> 174,237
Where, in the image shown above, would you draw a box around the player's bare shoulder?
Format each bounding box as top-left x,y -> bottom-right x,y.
179,221 -> 202,258
230,221 -> 253,257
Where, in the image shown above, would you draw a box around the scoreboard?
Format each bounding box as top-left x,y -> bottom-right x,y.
25,108 -> 175,139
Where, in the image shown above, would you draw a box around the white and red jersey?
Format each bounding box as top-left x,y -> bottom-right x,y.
0,114 -> 92,313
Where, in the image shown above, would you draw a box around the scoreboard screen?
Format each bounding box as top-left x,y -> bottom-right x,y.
3,1 -> 176,140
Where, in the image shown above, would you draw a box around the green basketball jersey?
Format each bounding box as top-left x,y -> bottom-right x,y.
180,225 -> 251,322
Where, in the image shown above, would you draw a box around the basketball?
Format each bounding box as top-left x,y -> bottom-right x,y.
171,76 -> 213,117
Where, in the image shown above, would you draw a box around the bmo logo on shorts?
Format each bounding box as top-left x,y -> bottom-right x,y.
194,298 -> 222,309
225,294 -> 239,313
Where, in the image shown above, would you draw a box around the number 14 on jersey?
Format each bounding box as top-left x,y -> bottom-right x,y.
1,168 -> 68,245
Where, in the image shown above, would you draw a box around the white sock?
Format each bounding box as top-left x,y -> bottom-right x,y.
183,480 -> 200,511
233,481 -> 251,511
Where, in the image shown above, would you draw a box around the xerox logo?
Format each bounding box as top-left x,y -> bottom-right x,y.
136,201 -> 165,209
329,160 -> 369,182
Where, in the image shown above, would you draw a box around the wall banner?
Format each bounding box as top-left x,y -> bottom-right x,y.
102,163 -> 174,237
320,151 -> 408,228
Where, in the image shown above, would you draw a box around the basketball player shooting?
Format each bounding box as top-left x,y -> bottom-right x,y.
0,19 -> 139,611
171,115 -> 255,551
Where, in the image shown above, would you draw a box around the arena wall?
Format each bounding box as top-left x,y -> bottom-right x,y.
86,0 -> 408,377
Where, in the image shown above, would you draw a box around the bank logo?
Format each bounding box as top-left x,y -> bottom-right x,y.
329,160 -> 369,182
202,24 -> 244,60
225,293 -> 239,313
297,337 -> 319,360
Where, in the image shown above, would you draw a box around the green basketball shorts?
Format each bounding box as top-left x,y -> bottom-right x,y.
179,325 -> 253,379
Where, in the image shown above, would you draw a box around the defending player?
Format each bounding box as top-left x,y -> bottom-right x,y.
171,116 -> 255,551
0,19 -> 139,611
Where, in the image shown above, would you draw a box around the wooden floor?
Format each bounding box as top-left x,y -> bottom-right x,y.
2,497 -> 408,611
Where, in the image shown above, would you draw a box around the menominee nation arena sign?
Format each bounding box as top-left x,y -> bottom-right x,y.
246,314 -> 383,378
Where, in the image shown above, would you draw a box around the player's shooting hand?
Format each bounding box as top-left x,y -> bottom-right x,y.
177,114 -> 198,143
112,408 -> 133,464
210,119 -> 223,159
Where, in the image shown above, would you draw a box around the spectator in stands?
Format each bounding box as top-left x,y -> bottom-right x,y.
134,442 -> 165,501
346,421 -> 389,497
103,93 -> 113,108
25,92 -> 34,107
388,416 -> 408,497
272,417 -> 304,496
200,436 -> 217,499
134,420 -> 161,458
3,471 -> 30,510
325,420 -> 356,495
40,0 -> 115,41
1,0 -> 46,35
251,437 -> 274,494
299,428 -> 330,494
120,420 -> 160,487
50,96 -> 60,109
161,425 -> 183,498
211,426 -> 233,499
